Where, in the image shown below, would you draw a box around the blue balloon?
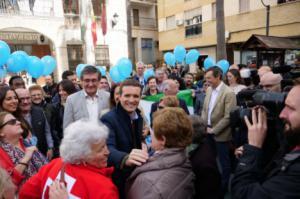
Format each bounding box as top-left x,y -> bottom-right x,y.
96,66 -> 106,76
185,49 -> 200,64
217,59 -> 230,74
164,52 -> 176,66
76,64 -> 88,78
117,58 -> 132,79
0,40 -> 11,66
6,51 -> 28,73
13,51 -> 28,57
12,51 -> 29,71
42,55 -> 57,76
173,45 -> 186,63
110,66 -> 121,83
144,69 -> 155,82
204,57 -> 216,70
0,68 -> 7,78
27,56 -> 44,78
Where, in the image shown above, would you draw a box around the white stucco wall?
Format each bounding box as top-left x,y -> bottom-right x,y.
96,0 -> 129,65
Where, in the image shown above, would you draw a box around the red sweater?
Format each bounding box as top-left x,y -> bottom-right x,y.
19,158 -> 119,199
0,140 -> 26,186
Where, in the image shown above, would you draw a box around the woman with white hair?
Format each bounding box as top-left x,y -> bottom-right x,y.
19,120 -> 119,199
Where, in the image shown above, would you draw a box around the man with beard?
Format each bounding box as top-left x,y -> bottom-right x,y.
232,84 -> 300,198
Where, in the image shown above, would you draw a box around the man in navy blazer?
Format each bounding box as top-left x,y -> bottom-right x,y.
101,79 -> 148,199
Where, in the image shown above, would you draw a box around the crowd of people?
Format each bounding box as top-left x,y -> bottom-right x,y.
0,61 -> 300,199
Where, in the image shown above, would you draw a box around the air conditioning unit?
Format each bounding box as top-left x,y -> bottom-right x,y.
225,31 -> 230,39
176,19 -> 183,26
37,35 -> 49,45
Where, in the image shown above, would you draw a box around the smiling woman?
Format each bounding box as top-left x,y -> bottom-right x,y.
0,112 -> 48,188
0,87 -> 19,114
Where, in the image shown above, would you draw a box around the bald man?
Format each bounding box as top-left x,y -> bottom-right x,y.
260,72 -> 282,92
149,79 -> 189,126
15,88 -> 54,159
258,66 -> 272,79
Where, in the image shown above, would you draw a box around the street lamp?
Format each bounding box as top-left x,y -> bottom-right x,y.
112,13 -> 119,28
261,0 -> 270,36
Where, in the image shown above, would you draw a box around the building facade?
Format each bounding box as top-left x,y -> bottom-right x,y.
157,0 -> 300,67
0,0 -> 130,81
130,0 -> 162,66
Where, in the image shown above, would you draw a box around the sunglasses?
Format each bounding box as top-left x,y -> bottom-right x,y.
158,105 -> 165,110
0,119 -> 18,129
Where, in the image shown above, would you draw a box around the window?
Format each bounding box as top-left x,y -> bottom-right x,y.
278,0 -> 296,4
166,15 -> 176,30
184,7 -> 202,37
141,38 -> 153,49
212,3 -> 216,20
95,45 -> 110,66
67,45 -> 83,71
239,0 -> 249,13
63,0 -> 79,14
133,9 -> 140,26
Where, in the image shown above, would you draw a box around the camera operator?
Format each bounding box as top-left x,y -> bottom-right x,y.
260,72 -> 283,92
232,84 -> 300,198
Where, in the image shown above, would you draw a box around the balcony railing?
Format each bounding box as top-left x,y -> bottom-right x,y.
132,17 -> 157,29
131,0 -> 157,3
0,0 -> 55,17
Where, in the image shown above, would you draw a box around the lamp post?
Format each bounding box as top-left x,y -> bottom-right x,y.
261,0 -> 270,36
111,13 -> 119,28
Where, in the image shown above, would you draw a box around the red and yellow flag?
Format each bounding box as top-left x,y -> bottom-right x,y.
101,0 -> 107,36
91,3 -> 97,47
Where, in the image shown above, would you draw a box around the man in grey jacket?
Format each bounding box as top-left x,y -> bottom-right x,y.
63,66 -> 110,129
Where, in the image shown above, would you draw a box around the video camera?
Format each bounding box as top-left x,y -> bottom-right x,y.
230,89 -> 287,167
231,89 -> 287,123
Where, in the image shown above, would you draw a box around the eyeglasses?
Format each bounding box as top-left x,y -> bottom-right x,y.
158,105 -> 165,110
83,79 -> 99,84
31,94 -> 42,97
0,119 -> 18,129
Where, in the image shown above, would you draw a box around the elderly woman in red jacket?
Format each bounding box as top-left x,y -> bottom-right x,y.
0,112 -> 48,188
19,119 -> 119,199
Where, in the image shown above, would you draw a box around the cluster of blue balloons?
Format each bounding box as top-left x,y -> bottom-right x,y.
0,40 -> 57,78
204,57 -> 230,74
164,45 -> 200,67
109,58 -> 133,83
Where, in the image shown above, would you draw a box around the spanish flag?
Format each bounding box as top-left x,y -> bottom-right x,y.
101,0 -> 107,36
91,3 -> 97,47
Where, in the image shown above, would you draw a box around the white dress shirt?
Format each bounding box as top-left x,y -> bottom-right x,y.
207,82 -> 223,126
84,90 -> 99,121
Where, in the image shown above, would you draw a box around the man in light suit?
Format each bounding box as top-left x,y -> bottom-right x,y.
201,66 -> 236,195
63,66 -> 110,129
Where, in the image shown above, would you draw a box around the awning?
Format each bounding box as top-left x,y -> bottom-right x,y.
242,34 -> 300,50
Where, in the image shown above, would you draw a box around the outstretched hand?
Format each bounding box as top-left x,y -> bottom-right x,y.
244,107 -> 268,148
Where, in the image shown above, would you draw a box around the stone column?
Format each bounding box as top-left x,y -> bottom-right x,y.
137,37 -> 142,62
54,45 -> 69,81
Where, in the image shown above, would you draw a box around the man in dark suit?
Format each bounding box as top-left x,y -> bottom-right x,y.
132,61 -> 146,88
101,79 -> 148,199
150,79 -> 189,126
15,88 -> 54,159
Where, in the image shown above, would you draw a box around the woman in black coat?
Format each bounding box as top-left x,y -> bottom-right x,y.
188,115 -> 221,199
